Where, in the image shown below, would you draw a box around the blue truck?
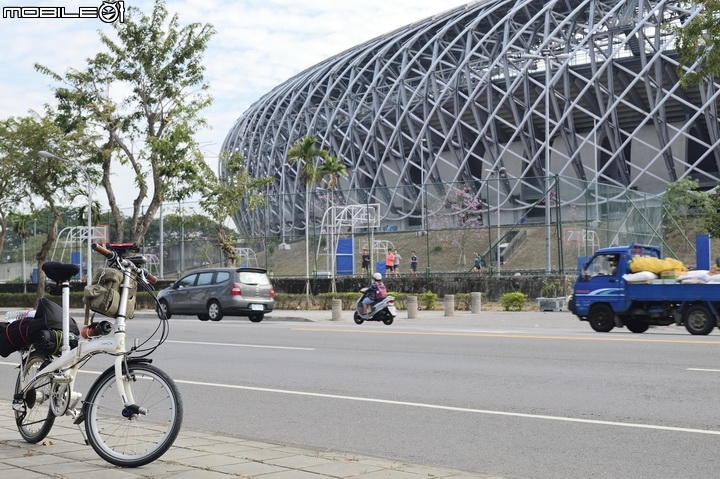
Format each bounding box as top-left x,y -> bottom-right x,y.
568,244 -> 720,335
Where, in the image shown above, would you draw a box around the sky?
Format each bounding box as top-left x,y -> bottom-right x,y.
0,0 -> 467,210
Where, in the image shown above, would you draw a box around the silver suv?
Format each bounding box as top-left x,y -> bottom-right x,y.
156,267 -> 275,322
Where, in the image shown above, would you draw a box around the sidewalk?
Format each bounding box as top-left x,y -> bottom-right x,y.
0,401 -> 506,479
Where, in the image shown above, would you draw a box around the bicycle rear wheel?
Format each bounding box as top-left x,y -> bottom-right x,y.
84,361 -> 183,467
14,352 -> 55,443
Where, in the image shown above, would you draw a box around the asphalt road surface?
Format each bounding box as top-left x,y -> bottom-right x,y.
2,310 -> 720,478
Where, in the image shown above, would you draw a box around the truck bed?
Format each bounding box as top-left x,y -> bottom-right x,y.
625,282 -> 720,301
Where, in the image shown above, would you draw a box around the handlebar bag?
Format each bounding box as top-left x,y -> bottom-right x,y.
83,267 -> 137,318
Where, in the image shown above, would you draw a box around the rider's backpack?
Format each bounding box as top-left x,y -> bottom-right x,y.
0,298 -> 80,357
375,282 -> 387,300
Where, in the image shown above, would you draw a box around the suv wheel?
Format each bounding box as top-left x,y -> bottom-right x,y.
207,300 -> 224,321
157,300 -> 172,320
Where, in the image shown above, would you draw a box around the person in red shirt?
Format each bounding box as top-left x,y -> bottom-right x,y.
385,249 -> 395,275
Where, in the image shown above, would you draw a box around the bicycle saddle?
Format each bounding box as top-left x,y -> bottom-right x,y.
42,261 -> 81,283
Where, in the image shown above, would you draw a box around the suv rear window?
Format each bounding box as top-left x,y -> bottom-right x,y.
238,271 -> 270,285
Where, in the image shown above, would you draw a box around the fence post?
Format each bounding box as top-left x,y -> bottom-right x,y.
407,295 -> 418,319
471,292 -> 482,314
444,294 -> 455,316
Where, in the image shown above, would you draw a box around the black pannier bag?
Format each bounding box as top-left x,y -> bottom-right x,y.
0,298 -> 80,357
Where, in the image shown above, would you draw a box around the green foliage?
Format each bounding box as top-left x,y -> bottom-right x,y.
419,291 -> 438,310
662,178 -> 713,223
286,136 -> 326,186
500,292 -> 527,311
541,278 -> 564,298
432,245 -> 443,253
34,0 -> 217,244
674,0 -> 720,87
704,190 -> 720,238
199,151 -> 274,265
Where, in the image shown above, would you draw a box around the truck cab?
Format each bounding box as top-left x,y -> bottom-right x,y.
570,244 -> 662,332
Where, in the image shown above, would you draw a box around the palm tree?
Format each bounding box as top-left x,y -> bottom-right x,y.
318,154 -> 348,292
286,136 -> 329,299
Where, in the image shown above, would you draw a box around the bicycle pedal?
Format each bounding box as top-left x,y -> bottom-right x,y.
72,412 -> 85,425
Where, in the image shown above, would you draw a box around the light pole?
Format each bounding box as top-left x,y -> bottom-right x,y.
418,137 -> 430,277
485,167 -> 505,272
40,150 -> 93,286
520,51 -> 571,274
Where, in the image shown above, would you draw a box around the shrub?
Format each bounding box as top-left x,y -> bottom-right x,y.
500,292 -> 527,311
419,291 -> 438,310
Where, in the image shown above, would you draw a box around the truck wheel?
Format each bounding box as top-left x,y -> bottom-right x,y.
588,304 -> 615,332
624,320 -> 649,333
683,305 -> 715,335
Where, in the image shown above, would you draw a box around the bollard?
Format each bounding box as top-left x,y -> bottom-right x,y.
406,295 -> 418,319
331,298 -> 343,321
471,292 -> 482,314
444,294 -> 455,316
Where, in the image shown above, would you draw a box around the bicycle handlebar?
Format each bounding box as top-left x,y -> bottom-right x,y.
91,243 -> 158,285
91,243 -> 114,258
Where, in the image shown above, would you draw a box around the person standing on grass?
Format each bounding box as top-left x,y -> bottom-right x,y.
385,249 -> 395,276
410,251 -> 418,277
473,252 -> 484,273
361,248 -> 370,274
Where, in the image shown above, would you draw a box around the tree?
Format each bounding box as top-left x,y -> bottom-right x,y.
199,151 -> 273,266
431,185 -> 487,267
661,178 -> 716,253
0,113 -> 87,302
35,0 -> 216,244
317,153 -> 348,292
674,0 -> 720,86
286,136 -> 330,296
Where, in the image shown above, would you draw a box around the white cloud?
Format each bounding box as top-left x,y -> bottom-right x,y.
0,0 -> 466,208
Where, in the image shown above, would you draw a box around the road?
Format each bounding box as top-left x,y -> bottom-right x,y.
2,310 -> 720,478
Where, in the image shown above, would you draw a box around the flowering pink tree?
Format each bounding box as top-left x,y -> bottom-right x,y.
430,185 -> 487,266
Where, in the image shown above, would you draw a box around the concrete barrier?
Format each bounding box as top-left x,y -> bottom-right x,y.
407,295 -> 418,319
471,292 -> 482,313
444,294 -> 455,316
331,298 -> 343,321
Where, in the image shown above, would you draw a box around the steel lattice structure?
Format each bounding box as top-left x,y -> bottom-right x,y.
221,0 -> 717,239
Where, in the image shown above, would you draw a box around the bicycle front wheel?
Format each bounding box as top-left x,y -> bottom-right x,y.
84,362 -> 183,467
14,352 -> 55,443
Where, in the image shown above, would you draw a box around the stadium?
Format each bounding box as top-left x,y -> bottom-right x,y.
220,0 -> 717,274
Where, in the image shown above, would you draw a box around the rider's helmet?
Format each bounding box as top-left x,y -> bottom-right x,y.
372,272 -> 382,280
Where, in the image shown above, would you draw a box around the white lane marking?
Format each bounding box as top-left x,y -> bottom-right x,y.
688,368 -> 720,372
176,379 -> 720,436
0,361 -> 714,435
164,340 -> 314,351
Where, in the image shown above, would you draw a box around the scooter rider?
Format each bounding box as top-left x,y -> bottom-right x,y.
362,272 -> 387,315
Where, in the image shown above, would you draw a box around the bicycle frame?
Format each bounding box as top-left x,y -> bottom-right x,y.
19,261 -> 137,416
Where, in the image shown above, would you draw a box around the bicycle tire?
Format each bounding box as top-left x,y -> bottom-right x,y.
84,362 -> 183,467
14,352 -> 55,443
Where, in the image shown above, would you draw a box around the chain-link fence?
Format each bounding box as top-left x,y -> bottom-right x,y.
0,175 -> 705,284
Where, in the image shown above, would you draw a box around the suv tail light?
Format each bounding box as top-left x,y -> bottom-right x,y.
270,286 -> 275,298
231,283 -> 242,296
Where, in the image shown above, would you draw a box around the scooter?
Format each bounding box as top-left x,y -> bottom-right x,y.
353,289 -> 397,325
